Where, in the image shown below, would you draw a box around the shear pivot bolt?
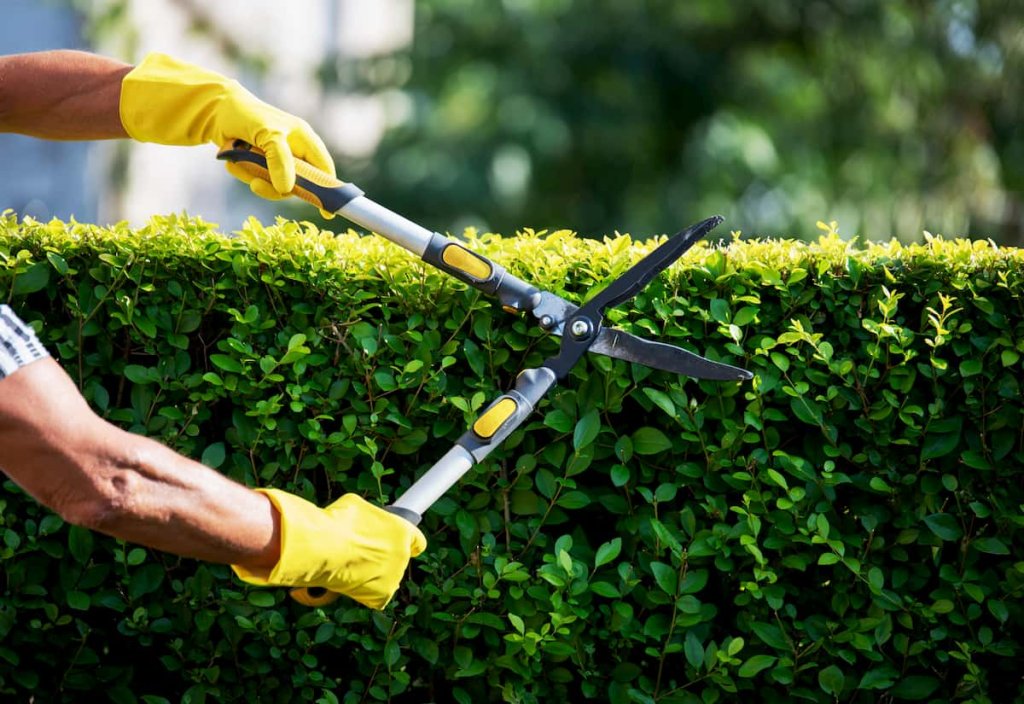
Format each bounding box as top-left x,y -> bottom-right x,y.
540,315 -> 554,329
570,319 -> 592,339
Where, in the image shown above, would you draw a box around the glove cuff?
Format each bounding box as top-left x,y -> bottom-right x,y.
231,488 -> 340,587
119,52 -> 236,146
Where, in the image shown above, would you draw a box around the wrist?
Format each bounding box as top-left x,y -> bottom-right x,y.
238,491 -> 282,570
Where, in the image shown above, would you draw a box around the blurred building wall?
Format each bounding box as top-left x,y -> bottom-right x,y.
0,0 -> 95,223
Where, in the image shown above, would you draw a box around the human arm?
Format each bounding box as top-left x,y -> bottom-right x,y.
0,49 -> 335,203
0,302 -> 426,607
0,357 -> 282,568
0,50 -> 130,140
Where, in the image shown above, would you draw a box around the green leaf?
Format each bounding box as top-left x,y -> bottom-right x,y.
818,665 -> 845,696
544,409 -> 574,434
642,388 -> 675,418
123,364 -> 156,384
675,571 -> 707,597
972,537 -> 1009,555
463,338 -> 485,378
867,567 -> 884,592
727,637 -> 744,657
958,359 -> 983,377
557,549 -> 573,575
595,538 -> 622,568
610,464 -> 630,487
12,261 -> 50,294
535,468 -> 557,499
39,514 -> 63,535
557,490 -> 591,509
210,354 -> 244,373
68,525 -> 94,564
650,562 -> 677,596
247,591 -> 276,608
922,419 -> 962,460
510,490 -> 542,515
573,409 -> 601,451
650,518 -> 684,558
869,477 -> 892,492
858,666 -> 898,690
765,468 -> 788,490
738,654 -> 777,678
710,298 -> 730,323
988,600 -> 1009,623
46,251 -> 69,275
891,675 -> 940,700
751,622 -> 787,650
135,316 -> 157,338
684,631 -> 704,669
923,513 -> 962,541
129,563 -> 165,599
632,427 -> 672,455
67,590 -> 90,611
770,351 -> 790,372
201,442 -> 226,469
613,436 -> 633,462
590,581 -> 621,598
790,396 -> 822,426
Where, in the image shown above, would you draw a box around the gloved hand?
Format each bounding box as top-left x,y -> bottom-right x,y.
231,490 -> 426,610
119,52 -> 335,215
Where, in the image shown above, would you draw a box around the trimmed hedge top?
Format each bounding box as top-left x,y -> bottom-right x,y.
1,211 -> 1022,703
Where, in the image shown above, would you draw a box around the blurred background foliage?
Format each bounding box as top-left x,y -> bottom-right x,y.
66,0 -> 1024,244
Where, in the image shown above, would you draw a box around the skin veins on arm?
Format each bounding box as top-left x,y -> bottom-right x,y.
0,50 -> 131,140
0,359 -> 281,570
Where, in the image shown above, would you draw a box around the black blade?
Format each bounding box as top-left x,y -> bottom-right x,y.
589,328 -> 753,380
584,216 -> 723,315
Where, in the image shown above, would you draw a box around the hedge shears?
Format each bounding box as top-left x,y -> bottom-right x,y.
217,140 -> 752,604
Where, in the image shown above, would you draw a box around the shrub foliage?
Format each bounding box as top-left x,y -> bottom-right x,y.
0,212 -> 1022,703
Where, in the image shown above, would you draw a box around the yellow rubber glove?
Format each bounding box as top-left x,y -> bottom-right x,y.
232,490 -> 426,610
119,52 -> 335,215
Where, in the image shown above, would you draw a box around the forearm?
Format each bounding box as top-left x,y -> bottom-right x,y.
83,428 -> 282,567
0,359 -> 279,568
0,50 -> 130,139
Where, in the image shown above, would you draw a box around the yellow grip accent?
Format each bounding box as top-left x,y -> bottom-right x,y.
220,141 -> 346,211
473,398 -> 518,439
295,159 -> 345,189
290,587 -> 341,607
442,244 -> 492,280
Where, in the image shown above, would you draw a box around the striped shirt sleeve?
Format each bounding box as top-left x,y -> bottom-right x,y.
0,305 -> 50,381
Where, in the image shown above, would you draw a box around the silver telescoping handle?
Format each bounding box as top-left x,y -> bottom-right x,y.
386,368 -> 557,525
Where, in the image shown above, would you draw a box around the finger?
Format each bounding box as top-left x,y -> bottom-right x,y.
319,209 -> 336,220
260,136 -> 297,194
224,161 -> 262,186
226,162 -> 288,201
409,527 -> 428,558
288,125 -> 335,177
249,178 -> 287,201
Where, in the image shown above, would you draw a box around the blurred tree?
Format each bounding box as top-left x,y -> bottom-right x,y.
321,0 -> 1024,244
62,0 -> 1024,243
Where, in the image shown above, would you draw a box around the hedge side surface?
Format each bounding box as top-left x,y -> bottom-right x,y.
0,212 -> 1022,704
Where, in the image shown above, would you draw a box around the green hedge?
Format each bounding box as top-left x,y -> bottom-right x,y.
1,212 -> 1022,703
